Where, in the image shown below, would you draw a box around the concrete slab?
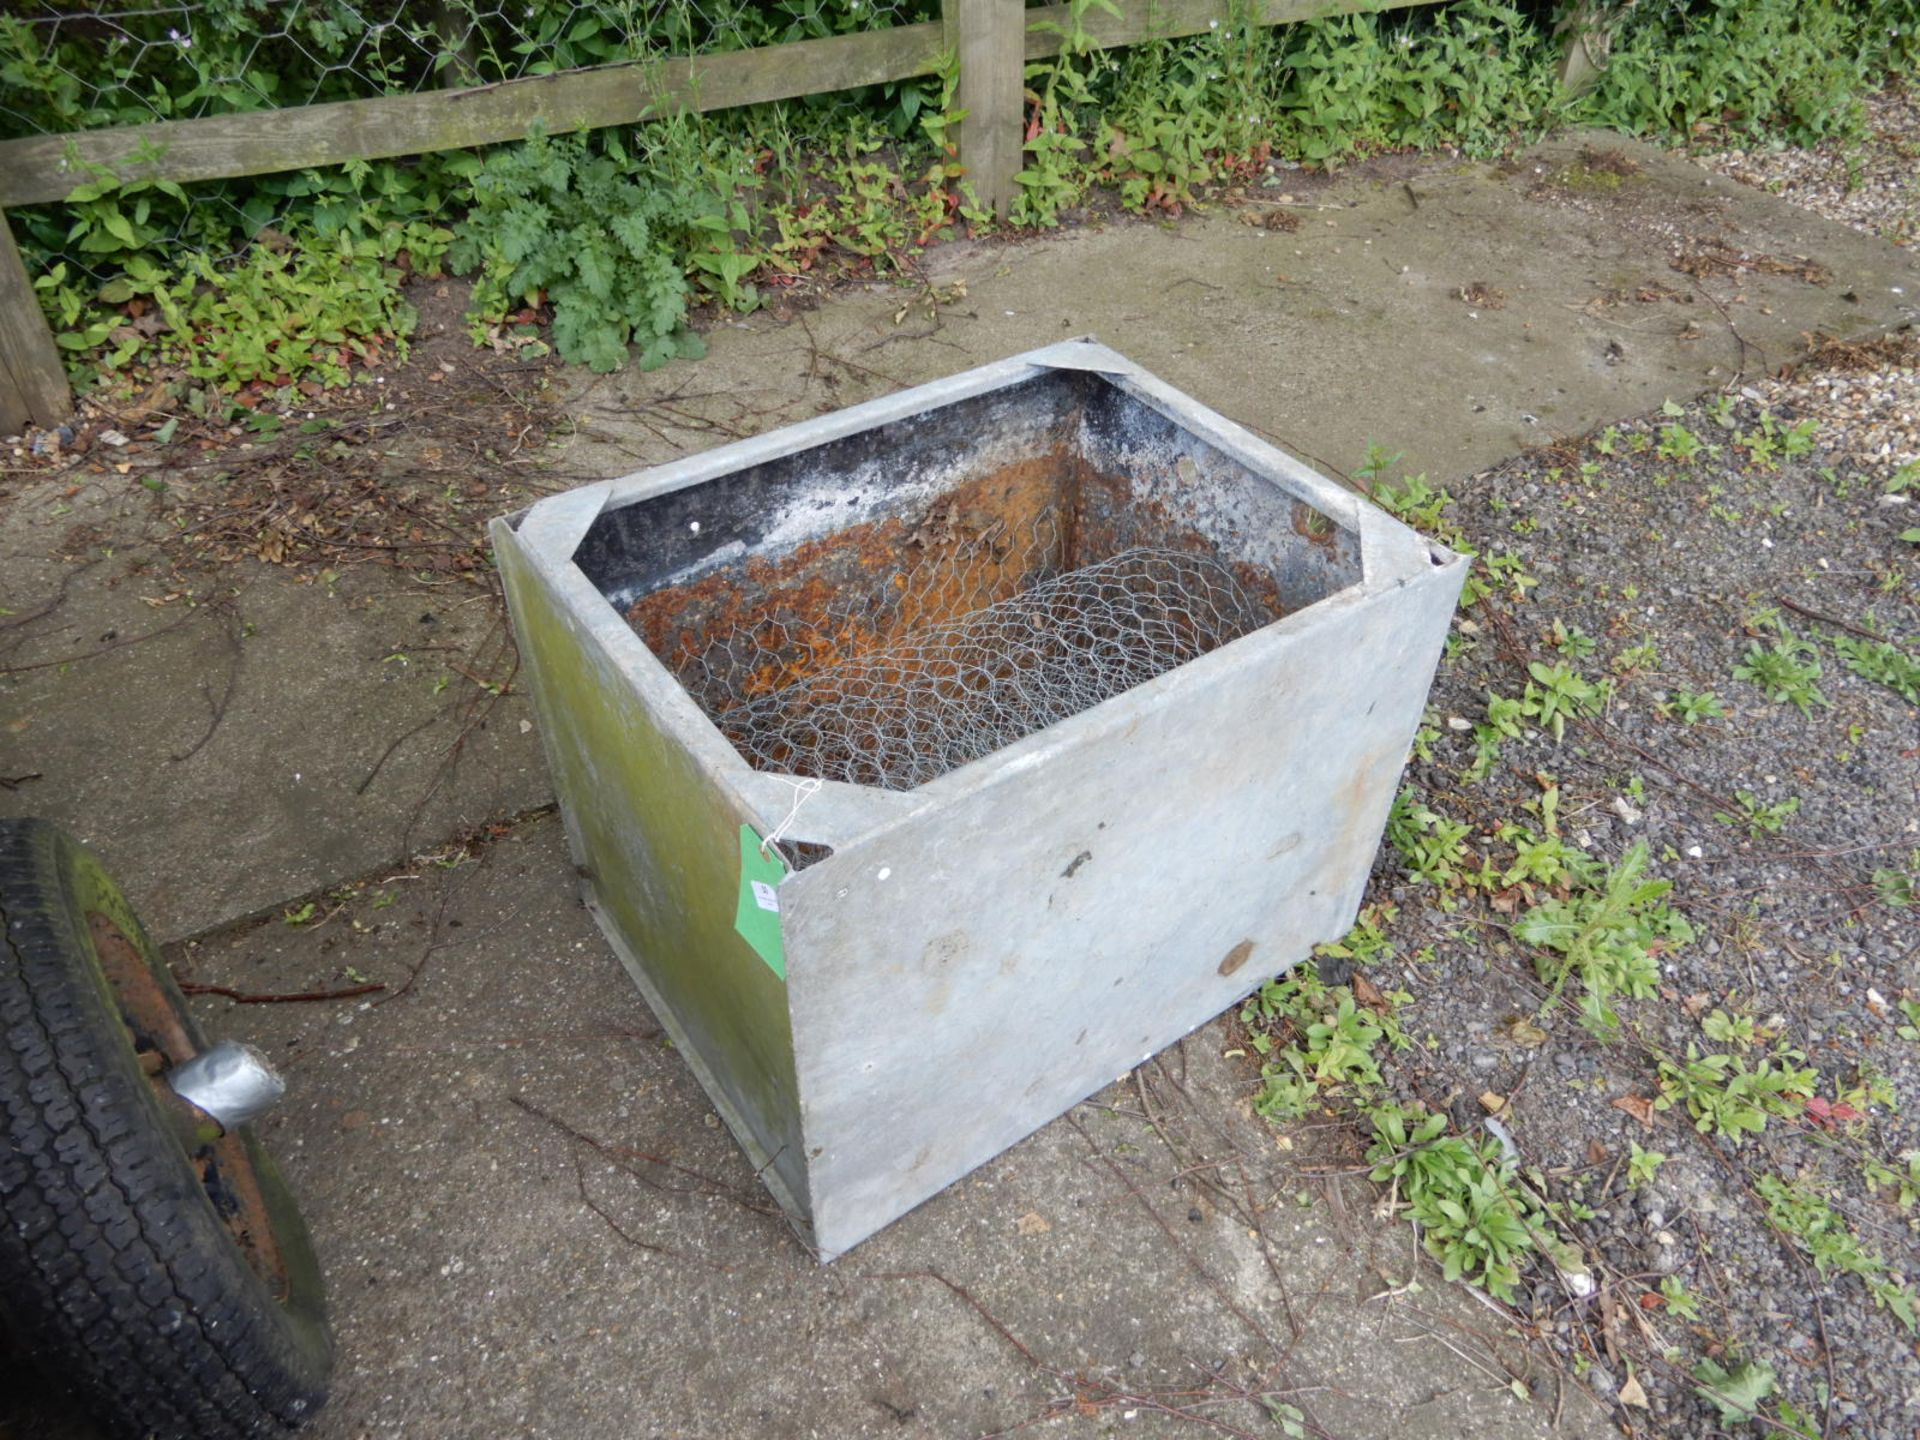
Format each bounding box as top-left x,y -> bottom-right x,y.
559,128 -> 1917,493
0,536 -> 548,942
2,128 -> 1911,947
2,815 -> 1618,1440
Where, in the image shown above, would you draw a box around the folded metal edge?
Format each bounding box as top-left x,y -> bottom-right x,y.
1019,336 -> 1142,377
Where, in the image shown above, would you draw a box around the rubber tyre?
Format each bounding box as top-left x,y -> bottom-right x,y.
0,818 -> 331,1439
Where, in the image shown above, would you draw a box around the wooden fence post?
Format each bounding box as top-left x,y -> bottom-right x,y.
946,0 -> 1025,220
0,209 -> 70,435
1555,1 -> 1615,97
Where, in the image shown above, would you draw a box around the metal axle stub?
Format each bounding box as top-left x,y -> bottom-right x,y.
166,1041 -> 286,1131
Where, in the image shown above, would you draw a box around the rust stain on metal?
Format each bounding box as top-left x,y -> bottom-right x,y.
1217,939 -> 1257,977
1291,500 -> 1338,549
88,910 -> 290,1300
625,448 -> 1294,738
1322,746 -> 1393,892
628,452 -> 1071,700
91,911 -> 195,1063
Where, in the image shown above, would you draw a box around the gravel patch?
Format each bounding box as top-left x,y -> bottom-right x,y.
1245,95 -> 1920,1440
1695,85 -> 1920,249
1254,333 -> 1918,1436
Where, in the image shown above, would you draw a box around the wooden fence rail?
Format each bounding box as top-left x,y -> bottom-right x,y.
1,0 -> 1534,432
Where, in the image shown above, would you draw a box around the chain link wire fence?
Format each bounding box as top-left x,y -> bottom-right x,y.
0,2 -> 943,313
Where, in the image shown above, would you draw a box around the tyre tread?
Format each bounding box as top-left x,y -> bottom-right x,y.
0,820 -> 329,1439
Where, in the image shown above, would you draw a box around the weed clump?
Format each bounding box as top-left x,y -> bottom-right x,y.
11,0 -> 1920,386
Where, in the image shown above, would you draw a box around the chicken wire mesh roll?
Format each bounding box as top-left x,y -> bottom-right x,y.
690,541 -> 1275,792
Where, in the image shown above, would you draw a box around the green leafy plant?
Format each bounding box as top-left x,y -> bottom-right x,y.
1734,410 -> 1819,471
1829,633 -> 1920,704
1549,620 -> 1596,660
1664,687 -> 1726,724
1583,0 -> 1893,147
448,123 -> 718,373
1780,416 -> 1820,457
1299,993 -> 1392,1086
1733,626 -> 1830,715
1873,865 -> 1916,911
1485,690 -> 1529,740
1611,638 -> 1659,676
1657,420 -> 1706,463
1486,667 -> 1608,745
1863,1150 -> 1920,1210
1314,903 -> 1397,967
1520,661 -> 1607,740
30,158 -> 437,389
1626,1142 -> 1666,1188
1715,789 -> 1800,838
1691,1357 -> 1777,1426
1515,842 -> 1692,1037
1240,954 -> 1409,1120
1479,550 -> 1539,605
1261,1 -> 1556,168
1756,1174 -> 1917,1331
1365,1103 -> 1565,1302
1494,789 -> 1593,890
1261,1399 -> 1308,1438
1654,1044 -> 1813,1140
1464,722 -> 1506,783
1497,824 -> 1589,890
1659,1273 -> 1700,1321
1387,786 -> 1471,885
1373,469 -> 1455,533
1701,1007 -> 1760,1047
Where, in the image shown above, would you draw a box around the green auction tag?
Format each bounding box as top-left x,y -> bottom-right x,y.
735,824 -> 789,980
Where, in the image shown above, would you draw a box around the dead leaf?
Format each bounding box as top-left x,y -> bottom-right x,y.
1612,1094 -> 1656,1128
1681,992 -> 1711,1018
1503,1016 -> 1549,1048
1805,1095 -> 1863,1130
1015,1211 -> 1051,1237
1619,1372 -> 1649,1409
1585,1139 -> 1608,1166
1478,1090 -> 1507,1115
1353,973 -> 1389,1013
